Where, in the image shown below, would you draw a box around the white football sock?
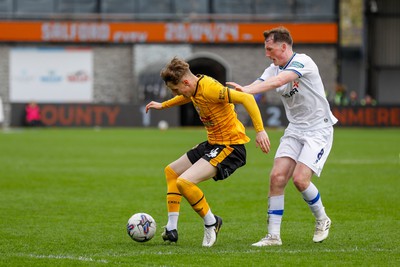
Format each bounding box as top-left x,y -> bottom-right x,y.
166,212 -> 179,230
203,209 -> 216,226
302,183 -> 328,220
268,195 -> 284,236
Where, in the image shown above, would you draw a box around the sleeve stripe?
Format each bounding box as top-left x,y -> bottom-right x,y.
286,69 -> 302,78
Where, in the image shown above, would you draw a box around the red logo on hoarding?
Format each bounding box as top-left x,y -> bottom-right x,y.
68,70 -> 89,82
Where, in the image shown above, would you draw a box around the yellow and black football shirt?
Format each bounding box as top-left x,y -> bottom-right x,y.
162,75 -> 265,145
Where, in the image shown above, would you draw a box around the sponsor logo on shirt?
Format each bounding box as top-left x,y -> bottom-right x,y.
200,115 -> 214,127
290,61 -> 304,68
282,88 -> 298,98
282,80 -> 299,98
219,87 -> 226,100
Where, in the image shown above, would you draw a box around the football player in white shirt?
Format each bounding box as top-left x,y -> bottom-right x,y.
227,26 -> 338,246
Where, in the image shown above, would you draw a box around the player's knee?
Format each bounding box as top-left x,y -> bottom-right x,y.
270,170 -> 287,187
292,175 -> 309,192
165,165 -> 177,181
164,165 -> 170,176
176,177 -> 185,193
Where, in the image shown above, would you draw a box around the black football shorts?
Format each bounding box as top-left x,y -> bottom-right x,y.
186,141 -> 246,181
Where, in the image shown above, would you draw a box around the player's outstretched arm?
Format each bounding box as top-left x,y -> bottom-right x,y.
226,82 -> 248,92
145,101 -> 162,113
228,71 -> 298,95
146,96 -> 191,113
229,89 -> 270,154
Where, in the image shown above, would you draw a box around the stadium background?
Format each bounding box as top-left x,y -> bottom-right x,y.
0,0 -> 398,128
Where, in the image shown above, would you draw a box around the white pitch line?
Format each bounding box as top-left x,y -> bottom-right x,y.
109,247 -> 396,256
24,254 -> 108,263
13,247 -> 396,262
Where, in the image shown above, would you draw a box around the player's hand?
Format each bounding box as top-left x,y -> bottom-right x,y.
145,101 -> 162,113
255,130 -> 271,154
226,82 -> 248,93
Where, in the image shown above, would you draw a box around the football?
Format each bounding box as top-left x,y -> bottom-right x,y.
158,120 -> 169,130
127,213 -> 157,242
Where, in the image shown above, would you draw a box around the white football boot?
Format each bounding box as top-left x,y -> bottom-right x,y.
202,215 -> 223,247
313,217 -> 331,243
252,233 -> 282,247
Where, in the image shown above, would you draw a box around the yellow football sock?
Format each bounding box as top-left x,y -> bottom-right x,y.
176,177 -> 210,218
165,165 -> 182,213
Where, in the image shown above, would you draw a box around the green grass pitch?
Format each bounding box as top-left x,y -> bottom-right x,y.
0,127 -> 399,266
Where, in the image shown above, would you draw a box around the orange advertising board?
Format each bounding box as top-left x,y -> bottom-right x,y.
0,21 -> 337,44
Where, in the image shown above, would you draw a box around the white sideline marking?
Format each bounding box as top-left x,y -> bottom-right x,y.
14,247 -> 394,262
25,254 -> 108,263
116,247 -> 394,256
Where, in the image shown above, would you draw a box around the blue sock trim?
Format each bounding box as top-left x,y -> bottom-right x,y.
304,192 -> 320,205
268,209 -> 284,216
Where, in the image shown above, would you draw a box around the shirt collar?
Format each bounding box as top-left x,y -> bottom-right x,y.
279,52 -> 296,70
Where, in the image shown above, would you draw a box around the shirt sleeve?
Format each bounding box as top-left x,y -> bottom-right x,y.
229,89 -> 265,132
162,95 -> 192,109
285,54 -> 315,78
259,63 -> 276,81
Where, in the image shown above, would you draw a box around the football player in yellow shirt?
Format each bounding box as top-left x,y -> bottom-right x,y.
146,57 -> 270,247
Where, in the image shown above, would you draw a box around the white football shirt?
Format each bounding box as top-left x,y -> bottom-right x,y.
259,53 -> 338,130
